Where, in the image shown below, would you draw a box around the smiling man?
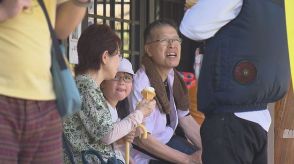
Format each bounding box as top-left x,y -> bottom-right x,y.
128,20 -> 202,164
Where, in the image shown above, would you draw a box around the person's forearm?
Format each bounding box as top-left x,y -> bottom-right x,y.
101,110 -> 143,145
180,0 -> 242,40
179,115 -> 202,150
136,134 -> 189,163
55,0 -> 87,39
101,119 -> 133,145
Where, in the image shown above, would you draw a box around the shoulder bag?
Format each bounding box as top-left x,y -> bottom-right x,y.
38,0 -> 81,117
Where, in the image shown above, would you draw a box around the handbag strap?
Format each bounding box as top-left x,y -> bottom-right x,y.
37,0 -> 67,70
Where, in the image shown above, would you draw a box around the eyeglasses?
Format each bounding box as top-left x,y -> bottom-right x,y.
147,38 -> 182,46
112,73 -> 133,83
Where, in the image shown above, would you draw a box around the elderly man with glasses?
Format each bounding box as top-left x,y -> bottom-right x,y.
128,20 -> 202,164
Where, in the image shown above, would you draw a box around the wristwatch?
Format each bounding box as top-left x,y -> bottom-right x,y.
71,0 -> 92,7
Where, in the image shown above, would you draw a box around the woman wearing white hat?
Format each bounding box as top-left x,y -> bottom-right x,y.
101,58 -> 156,164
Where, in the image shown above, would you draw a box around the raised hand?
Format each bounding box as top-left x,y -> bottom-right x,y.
135,99 -> 156,118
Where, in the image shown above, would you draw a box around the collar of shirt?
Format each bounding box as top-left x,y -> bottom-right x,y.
75,74 -> 100,90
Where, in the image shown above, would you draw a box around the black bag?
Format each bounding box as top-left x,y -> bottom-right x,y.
63,134 -> 123,164
82,149 -> 123,164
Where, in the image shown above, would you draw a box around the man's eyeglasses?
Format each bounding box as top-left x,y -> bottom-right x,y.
112,73 -> 133,83
147,38 -> 182,46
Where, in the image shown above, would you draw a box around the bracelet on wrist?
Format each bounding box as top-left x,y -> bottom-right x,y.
71,0 -> 91,7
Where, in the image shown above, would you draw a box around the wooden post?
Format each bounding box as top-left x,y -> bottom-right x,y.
275,82 -> 294,164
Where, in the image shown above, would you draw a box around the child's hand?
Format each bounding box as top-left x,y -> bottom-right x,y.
136,99 -> 156,118
124,129 -> 136,143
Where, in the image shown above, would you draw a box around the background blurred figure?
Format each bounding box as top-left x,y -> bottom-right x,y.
0,0 -> 87,163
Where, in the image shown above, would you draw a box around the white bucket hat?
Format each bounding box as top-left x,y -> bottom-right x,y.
118,58 -> 134,75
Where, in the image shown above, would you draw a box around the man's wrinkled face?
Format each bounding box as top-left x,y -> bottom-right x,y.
145,25 -> 182,71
